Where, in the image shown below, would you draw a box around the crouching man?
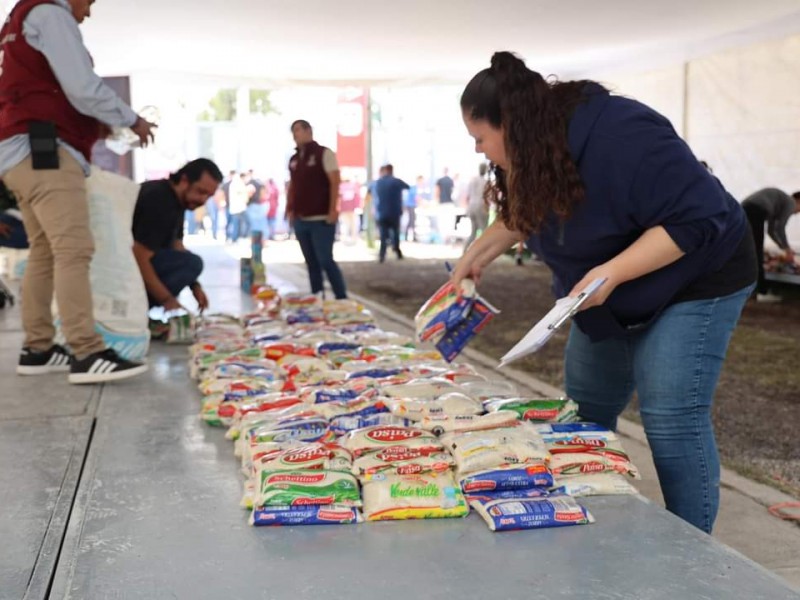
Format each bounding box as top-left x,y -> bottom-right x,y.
132,159 -> 222,312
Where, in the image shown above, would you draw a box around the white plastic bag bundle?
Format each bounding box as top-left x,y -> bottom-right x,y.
54,167 -> 149,360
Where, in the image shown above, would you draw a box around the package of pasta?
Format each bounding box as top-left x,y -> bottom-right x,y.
550,473 -> 639,497
460,380 -> 518,402
484,397 -> 579,423
254,443 -> 353,474
458,463 -> 554,493
380,378 -> 462,399
418,410 -> 520,436
251,504 -> 363,526
472,495 -> 594,532
361,472 -> 469,521
549,452 -> 640,479
464,487 -> 549,507
415,280 -> 499,362
352,446 -> 454,479
546,434 -> 625,455
256,470 -> 361,508
343,425 -> 443,457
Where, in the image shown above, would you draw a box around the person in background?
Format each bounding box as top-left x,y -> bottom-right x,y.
464,162 -> 489,251
0,0 -> 156,384
454,51 -> 756,533
205,187 -> 225,240
435,167 -> 454,204
227,172 -> 248,243
741,188 -> 800,303
265,178 -> 280,240
338,176 -> 362,244
245,169 -> 267,237
374,163 -> 410,263
132,158 -> 222,313
221,169 -> 235,241
286,119 -> 347,299
404,175 -> 424,242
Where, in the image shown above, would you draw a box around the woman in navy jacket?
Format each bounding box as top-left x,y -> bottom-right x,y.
453,52 -> 757,533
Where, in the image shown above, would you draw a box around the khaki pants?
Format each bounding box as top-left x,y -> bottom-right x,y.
4,147 -> 104,357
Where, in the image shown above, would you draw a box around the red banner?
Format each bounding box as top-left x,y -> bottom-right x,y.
336,88 -> 368,169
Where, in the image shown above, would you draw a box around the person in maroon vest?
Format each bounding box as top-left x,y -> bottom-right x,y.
0,0 -> 156,384
286,120 -> 347,299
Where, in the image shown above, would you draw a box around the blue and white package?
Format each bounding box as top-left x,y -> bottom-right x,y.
330,413 -> 410,436
472,495 -> 594,532
251,504 -> 362,526
532,422 -> 611,437
316,342 -> 362,356
310,388 -> 361,404
459,464 -> 554,493
346,368 -> 404,380
464,488 -> 549,505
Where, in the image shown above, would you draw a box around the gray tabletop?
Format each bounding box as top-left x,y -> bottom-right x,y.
46,350 -> 799,600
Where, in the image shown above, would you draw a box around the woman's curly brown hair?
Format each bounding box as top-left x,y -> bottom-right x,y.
461,51 -> 597,235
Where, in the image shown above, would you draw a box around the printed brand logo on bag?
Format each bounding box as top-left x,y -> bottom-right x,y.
318,509 -> 355,521
291,496 -> 335,506
396,464 -> 424,475
523,409 -> 559,421
282,447 -> 330,464
554,437 -> 606,448
268,473 -> 327,484
366,427 -> 422,442
580,462 -> 606,474
555,510 -> 585,522
463,480 -> 497,492
389,482 -> 441,498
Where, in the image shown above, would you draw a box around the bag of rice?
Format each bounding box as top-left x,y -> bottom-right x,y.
485,397 -> 579,423
256,470 -> 361,508
352,446 -> 454,479
458,463 -> 554,493
551,473 -> 639,497
361,472 -> 469,521
343,425 -> 443,457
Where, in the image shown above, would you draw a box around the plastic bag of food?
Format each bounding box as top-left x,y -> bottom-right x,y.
352,446 -> 454,479
343,425 -> 443,457
458,463 -> 554,493
440,426 -> 549,476
255,443 -> 353,473
380,378 -> 462,399
384,392 -> 483,421
418,410 -> 520,436
472,495 -> 594,531
464,487 -> 549,507
251,504 -> 363,526
551,473 -> 639,497
460,380 -> 519,402
549,452 -> 640,479
532,422 -> 613,440
484,397 -> 579,423
361,472 -> 469,521
414,280 -> 499,362
330,413 -> 411,437
256,470 -> 361,508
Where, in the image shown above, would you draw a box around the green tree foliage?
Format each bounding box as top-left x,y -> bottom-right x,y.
198,89 -> 279,122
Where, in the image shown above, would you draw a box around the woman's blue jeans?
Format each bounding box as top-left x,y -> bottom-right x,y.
564,284 -> 753,533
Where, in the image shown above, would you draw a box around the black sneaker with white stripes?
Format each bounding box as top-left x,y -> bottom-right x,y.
17,344 -> 73,375
68,348 -> 148,385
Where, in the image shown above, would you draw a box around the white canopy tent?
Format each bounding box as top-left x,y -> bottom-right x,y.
47,0 -> 800,84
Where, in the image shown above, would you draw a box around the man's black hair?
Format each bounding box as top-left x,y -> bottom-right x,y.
169,158 -> 223,185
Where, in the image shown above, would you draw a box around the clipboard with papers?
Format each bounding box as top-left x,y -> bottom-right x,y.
498,277 -> 607,368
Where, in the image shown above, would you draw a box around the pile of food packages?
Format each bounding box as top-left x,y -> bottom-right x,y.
191,285 -> 640,532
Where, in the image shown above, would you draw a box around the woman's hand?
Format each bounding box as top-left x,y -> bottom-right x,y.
569,263 -> 623,310
451,219 -> 522,288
